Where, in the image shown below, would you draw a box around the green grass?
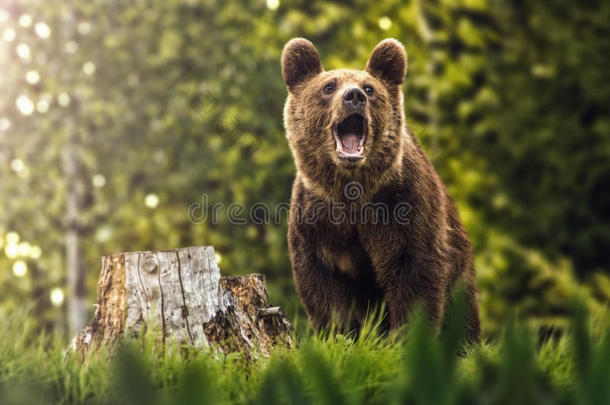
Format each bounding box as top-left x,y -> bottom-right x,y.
1,302 -> 609,405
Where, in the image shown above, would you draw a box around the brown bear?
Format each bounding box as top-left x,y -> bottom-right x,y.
282,38 -> 480,340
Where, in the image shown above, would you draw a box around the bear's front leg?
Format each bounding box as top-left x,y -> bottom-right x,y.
288,229 -> 360,332
374,250 -> 448,331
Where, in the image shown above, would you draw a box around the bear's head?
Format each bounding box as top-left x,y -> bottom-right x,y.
282,38 -> 407,198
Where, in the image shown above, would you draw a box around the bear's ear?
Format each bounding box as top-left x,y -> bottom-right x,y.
281,38 -> 323,92
365,39 -> 407,86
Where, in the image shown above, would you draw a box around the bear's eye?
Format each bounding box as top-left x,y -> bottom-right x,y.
363,85 -> 374,96
323,82 -> 336,94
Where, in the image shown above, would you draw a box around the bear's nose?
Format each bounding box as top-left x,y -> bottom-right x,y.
342,87 -> 367,109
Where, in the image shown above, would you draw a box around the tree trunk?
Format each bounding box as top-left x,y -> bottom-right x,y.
71,246 -> 293,357
58,7 -> 88,337
62,120 -> 87,336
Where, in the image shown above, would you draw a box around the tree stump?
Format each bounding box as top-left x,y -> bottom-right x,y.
71,246 -> 293,357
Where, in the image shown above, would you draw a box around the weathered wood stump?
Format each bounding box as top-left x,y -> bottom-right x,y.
71,246 -> 292,357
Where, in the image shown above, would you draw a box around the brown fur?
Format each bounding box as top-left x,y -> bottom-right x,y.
282,38 -> 480,340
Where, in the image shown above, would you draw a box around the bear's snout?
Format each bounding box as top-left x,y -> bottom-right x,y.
342,87 -> 367,111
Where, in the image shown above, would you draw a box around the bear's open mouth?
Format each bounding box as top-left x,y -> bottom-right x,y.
333,114 -> 367,161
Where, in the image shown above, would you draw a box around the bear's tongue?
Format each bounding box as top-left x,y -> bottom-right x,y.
340,134 -> 359,153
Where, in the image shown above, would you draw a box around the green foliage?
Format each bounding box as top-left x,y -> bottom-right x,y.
1,302 -> 610,404
0,0 -> 609,337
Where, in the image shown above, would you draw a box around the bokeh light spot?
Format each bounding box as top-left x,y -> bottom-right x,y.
58,93 -> 71,106
5,244 -> 18,259
3,28 -> 16,42
37,100 -> 50,113
95,226 -> 113,243
18,14 -> 32,28
0,118 -> 10,131
65,41 -> 78,53
34,22 -> 51,38
30,246 -> 42,259
26,70 -> 40,84
18,242 -> 31,256
16,43 -> 31,60
10,159 -> 29,178
16,95 -> 34,115
10,159 -> 25,173
50,288 -> 64,306
83,61 -> 96,75
266,0 -> 280,10
6,232 -> 19,245
145,193 -> 160,209
12,260 -> 27,277
77,21 -> 91,35
378,16 -> 392,31
92,174 -> 106,188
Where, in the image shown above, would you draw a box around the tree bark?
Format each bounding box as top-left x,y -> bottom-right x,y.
71,246 -> 293,357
